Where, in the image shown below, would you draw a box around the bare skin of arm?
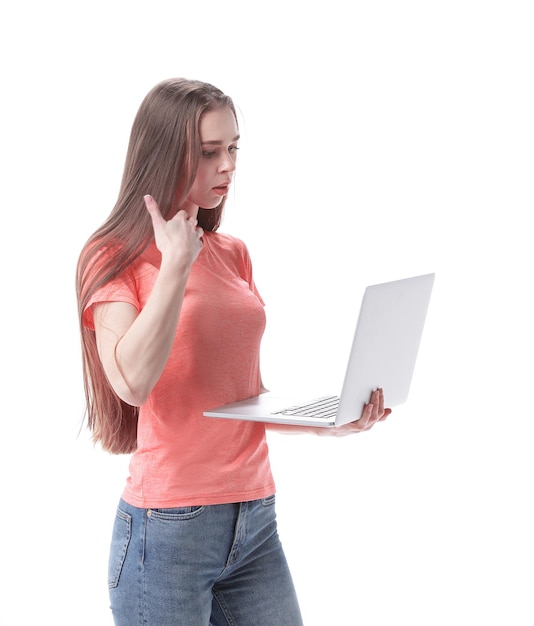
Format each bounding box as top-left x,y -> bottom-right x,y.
93,195 -> 204,406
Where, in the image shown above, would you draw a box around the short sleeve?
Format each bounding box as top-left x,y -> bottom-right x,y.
82,270 -> 140,330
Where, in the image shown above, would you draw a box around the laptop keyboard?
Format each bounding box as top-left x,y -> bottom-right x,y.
271,395 -> 339,419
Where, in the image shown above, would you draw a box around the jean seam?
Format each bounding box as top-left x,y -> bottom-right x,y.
147,505 -> 206,521
141,508 -> 148,625
108,508 -> 132,589
212,588 -> 237,626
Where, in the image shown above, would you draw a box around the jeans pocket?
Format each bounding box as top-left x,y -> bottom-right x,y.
261,494 -> 276,507
148,505 -> 205,521
108,508 -> 132,589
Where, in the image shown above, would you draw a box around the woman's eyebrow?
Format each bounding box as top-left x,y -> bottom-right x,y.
201,134 -> 240,145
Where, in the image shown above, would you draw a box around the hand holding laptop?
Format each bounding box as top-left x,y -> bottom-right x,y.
333,387 -> 391,435
205,273 -> 434,428
262,388 -> 391,437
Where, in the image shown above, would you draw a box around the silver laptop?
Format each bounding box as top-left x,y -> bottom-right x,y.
204,273 -> 435,428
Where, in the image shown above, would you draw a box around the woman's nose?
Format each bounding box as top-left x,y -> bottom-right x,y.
219,154 -> 236,173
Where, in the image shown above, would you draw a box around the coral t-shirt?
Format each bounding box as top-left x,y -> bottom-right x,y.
83,231 -> 275,507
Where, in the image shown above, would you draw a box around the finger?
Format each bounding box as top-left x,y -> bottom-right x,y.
370,389 -> 380,416
378,387 -> 385,415
170,210 -> 197,227
367,388 -> 379,409
356,402 -> 373,429
143,194 -> 165,227
368,391 -> 384,427
380,408 -> 392,421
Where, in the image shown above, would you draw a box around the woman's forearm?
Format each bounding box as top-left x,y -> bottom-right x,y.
95,259 -> 191,406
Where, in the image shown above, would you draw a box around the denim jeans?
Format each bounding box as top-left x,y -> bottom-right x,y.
108,496 -> 303,625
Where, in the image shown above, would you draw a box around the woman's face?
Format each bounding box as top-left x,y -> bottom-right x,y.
181,106 -> 239,217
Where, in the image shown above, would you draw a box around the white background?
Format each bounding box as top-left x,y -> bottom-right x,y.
1,1 -> 533,624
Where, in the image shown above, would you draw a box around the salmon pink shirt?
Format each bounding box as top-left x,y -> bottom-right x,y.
83,231 -> 275,507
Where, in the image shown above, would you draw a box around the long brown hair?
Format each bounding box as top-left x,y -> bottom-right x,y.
76,78 -> 237,454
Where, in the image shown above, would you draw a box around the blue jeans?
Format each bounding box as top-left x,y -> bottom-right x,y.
108,496 -> 303,625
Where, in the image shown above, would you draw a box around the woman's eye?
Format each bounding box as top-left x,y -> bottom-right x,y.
202,146 -> 239,158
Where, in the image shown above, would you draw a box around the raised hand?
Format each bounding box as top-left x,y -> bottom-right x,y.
144,194 -> 204,268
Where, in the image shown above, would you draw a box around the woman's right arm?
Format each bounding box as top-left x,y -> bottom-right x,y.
93,195 -> 204,406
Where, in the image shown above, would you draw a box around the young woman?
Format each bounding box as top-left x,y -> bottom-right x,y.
76,77 -> 390,626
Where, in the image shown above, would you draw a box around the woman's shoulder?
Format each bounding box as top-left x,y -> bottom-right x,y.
205,230 -> 248,255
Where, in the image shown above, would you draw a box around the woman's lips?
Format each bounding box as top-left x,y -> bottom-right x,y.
212,184 -> 230,196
